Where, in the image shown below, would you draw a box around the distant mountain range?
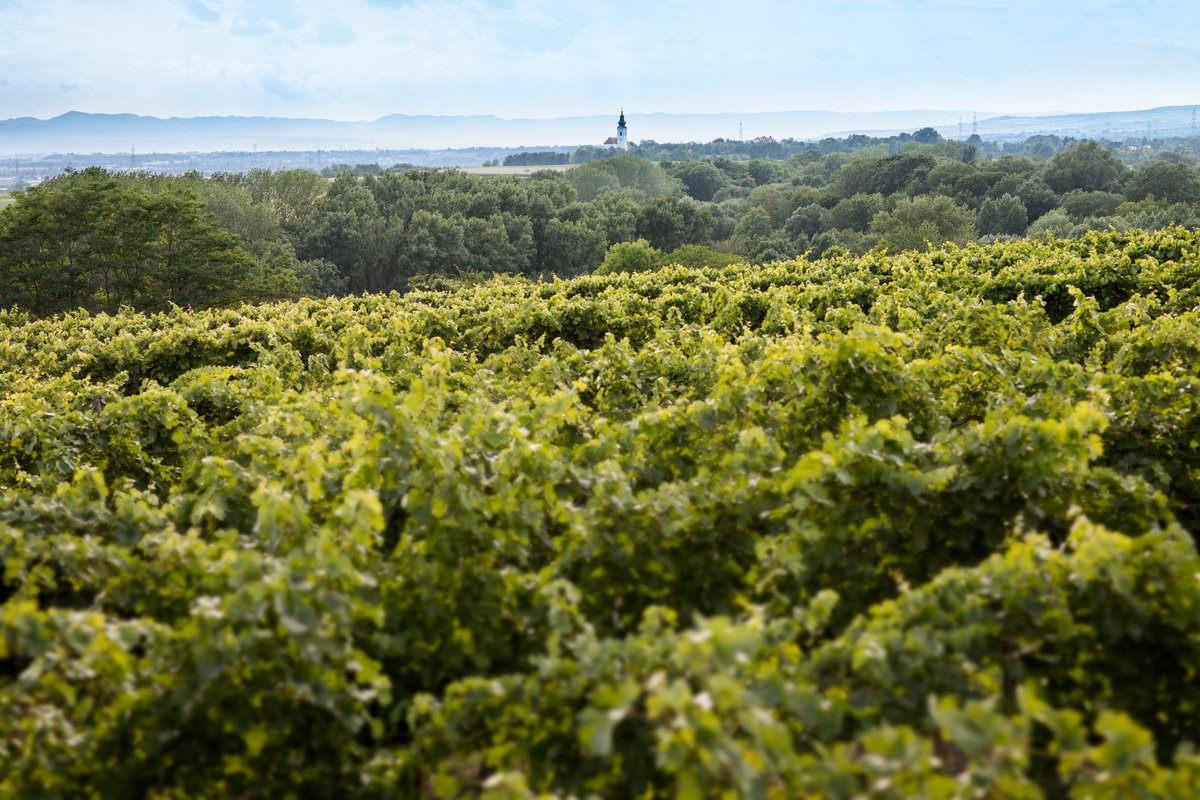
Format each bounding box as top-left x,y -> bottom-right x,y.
1,106 -> 1197,156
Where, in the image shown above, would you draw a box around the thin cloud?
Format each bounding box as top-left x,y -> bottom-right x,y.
186,0 -> 219,22
260,71 -> 316,103
0,0 -> 1197,119
315,16 -> 355,47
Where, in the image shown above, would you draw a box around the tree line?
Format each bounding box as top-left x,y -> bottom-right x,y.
662,137 -> 1200,263
4,134 -> 1200,316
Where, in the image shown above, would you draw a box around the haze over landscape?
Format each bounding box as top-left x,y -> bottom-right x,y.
3,0 -> 1200,151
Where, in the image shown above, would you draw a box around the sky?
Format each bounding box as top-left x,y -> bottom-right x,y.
1,0 -> 1199,121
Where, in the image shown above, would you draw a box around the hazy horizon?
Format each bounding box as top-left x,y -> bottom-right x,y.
2,1 -> 1199,123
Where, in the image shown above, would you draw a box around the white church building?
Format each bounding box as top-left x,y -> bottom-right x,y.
602,111 -> 630,151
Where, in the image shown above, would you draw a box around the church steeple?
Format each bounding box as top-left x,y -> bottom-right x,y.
616,109 -> 629,151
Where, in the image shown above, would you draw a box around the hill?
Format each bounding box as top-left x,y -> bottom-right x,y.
4,105 -> 1197,155
962,104 -> 1200,142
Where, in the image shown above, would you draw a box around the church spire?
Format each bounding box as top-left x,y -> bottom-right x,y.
618,109 -> 626,129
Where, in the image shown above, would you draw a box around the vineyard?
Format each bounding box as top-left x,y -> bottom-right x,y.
3,228 -> 1200,797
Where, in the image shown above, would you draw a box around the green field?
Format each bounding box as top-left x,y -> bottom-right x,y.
3,229 -> 1200,796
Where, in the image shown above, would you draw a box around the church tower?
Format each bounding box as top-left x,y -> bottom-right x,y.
616,110 -> 629,151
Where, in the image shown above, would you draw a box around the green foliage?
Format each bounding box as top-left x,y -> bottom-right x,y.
870,194 -> 978,251
635,195 -> 715,252
1125,160 -> 1200,204
2,219 -> 1200,796
594,238 -> 661,275
1028,208 -> 1075,238
659,244 -> 743,269
10,139 -> 1200,318
830,152 -> 937,198
0,168 -> 342,317
826,192 -> 886,233
784,202 -> 826,240
567,156 -> 682,202
1061,190 -> 1126,221
671,159 -> 727,201
502,151 -> 571,167
978,193 -> 1030,235
1043,140 -> 1128,193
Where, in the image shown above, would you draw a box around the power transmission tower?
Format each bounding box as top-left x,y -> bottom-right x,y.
1192,107 -> 1197,138
958,115 -> 964,140
738,118 -> 743,142
971,112 -> 978,137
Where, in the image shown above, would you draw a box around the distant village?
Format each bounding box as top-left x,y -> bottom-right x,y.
599,111 -> 776,150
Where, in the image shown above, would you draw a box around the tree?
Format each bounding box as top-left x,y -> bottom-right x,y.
397,210 -> 470,279
573,191 -> 641,246
733,206 -> 774,255
241,169 -> 328,234
538,218 -> 607,276
188,178 -> 286,256
0,168 -> 116,313
460,215 -> 530,275
747,184 -> 820,228
830,153 -> 937,198
0,168 -> 259,315
1027,209 -> 1074,238
912,127 -> 943,144
151,189 -> 256,308
303,174 -> 393,292
564,166 -> 621,202
746,160 -> 785,186
636,196 -> 715,252
1125,161 -> 1200,204
825,193 -> 886,233
870,195 -> 977,252
1060,191 -> 1124,221
567,157 -> 681,202
748,232 -> 801,263
1015,177 -> 1058,223
1042,140 -> 1127,193
594,239 -> 661,275
977,194 -> 1029,236
673,161 -> 726,202
784,204 -> 825,240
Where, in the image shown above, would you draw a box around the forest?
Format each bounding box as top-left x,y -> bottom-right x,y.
4,133 -> 1200,317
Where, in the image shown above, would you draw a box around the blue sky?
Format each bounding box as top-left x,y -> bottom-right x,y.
1,0 -> 1198,120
